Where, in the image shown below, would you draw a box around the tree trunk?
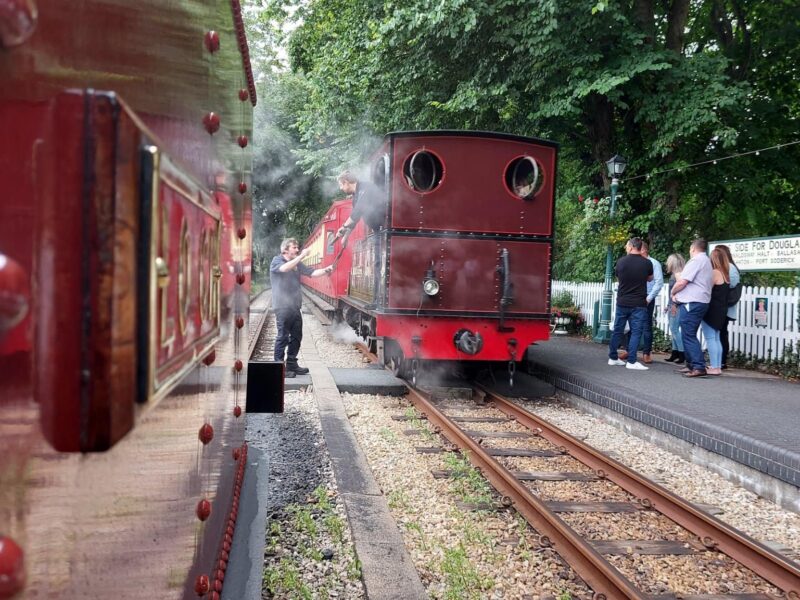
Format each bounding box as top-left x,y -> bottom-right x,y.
584,93 -> 614,187
633,0 -> 655,45
665,0 -> 691,53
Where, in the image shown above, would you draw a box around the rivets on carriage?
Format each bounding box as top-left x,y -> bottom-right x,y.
203,112 -> 220,134
204,31 -> 220,53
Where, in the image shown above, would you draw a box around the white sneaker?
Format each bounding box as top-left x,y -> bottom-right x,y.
608,359 -> 626,366
626,361 -> 649,370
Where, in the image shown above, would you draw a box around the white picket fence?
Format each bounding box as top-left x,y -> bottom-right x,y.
552,280 -> 800,360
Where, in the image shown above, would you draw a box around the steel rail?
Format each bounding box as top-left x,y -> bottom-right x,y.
354,342 -> 380,364
405,385 -> 646,599
476,383 -> 800,597
247,289 -> 271,359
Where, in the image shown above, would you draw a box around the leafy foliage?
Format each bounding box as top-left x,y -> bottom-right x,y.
246,0 -> 800,280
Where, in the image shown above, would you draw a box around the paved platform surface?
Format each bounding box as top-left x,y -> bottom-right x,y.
525,336 -> 800,494
329,366 -> 407,396
283,366 -> 406,395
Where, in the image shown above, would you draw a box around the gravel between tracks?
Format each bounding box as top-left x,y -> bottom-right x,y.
251,308 -> 800,599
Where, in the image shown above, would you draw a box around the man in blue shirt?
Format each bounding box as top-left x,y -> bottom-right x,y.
641,241 -> 664,364
270,238 -> 333,377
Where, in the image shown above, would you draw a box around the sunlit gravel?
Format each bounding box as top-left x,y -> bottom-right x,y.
250,307 -> 800,599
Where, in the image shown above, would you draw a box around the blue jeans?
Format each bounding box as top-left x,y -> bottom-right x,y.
700,320 -> 721,368
668,311 -> 684,351
609,305 -> 647,364
679,302 -> 708,371
642,300 -> 656,354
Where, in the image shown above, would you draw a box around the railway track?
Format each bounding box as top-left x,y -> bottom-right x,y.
396,380 -> 800,599
248,289 -> 272,358
315,308 -> 800,598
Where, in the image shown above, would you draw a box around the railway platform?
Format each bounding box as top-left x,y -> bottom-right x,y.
525,336 -> 800,511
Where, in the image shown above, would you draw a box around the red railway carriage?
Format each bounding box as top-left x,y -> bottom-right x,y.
0,2 -> 254,598
302,130 -> 557,378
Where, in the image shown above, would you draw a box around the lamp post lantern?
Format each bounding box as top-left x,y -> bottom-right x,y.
593,154 -> 627,344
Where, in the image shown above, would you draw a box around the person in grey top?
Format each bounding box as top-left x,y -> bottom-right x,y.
670,239 -> 714,377
640,241 -> 664,364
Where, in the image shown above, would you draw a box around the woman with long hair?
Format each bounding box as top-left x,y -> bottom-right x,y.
715,244 -> 741,369
664,253 -> 686,363
700,248 -> 731,375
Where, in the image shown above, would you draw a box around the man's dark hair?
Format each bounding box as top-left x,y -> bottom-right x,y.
627,237 -> 643,250
691,239 -> 708,252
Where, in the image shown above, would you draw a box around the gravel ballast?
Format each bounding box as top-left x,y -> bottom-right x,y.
249,308 -> 800,599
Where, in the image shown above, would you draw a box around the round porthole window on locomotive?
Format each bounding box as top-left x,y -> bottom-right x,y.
505,156 -> 543,200
403,150 -> 443,193
372,154 -> 390,189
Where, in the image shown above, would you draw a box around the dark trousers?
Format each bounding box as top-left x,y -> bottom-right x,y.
678,302 -> 709,371
609,305 -> 647,364
642,300 -> 656,354
720,317 -> 733,366
274,308 -> 303,364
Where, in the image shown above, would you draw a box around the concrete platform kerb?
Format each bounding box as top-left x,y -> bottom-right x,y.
526,336 -> 800,511
301,326 -> 427,600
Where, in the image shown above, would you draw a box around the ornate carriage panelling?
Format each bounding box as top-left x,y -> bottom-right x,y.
33,91 -> 222,453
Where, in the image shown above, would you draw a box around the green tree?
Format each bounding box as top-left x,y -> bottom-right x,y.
247,0 -> 800,281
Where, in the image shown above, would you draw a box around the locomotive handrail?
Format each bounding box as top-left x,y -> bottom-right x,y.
497,248 -> 515,332
330,229 -> 352,270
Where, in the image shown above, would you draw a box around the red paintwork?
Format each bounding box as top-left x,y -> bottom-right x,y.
204,30 -> 220,53
204,112 -> 222,134
301,199 -> 356,300
303,131 -> 556,364
0,535 -> 25,597
0,1 -> 254,598
377,317 -> 551,361
199,423 -> 215,445
196,499 -> 212,522
389,134 -> 556,235
0,0 -> 37,47
0,253 -> 29,345
194,574 -> 210,595
387,236 -> 550,313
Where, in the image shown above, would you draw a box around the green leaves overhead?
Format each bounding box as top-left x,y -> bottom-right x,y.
248,0 -> 800,279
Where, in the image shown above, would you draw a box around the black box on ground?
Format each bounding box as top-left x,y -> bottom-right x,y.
245,361 -> 284,413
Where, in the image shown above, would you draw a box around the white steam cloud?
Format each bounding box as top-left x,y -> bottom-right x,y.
330,322 -> 361,344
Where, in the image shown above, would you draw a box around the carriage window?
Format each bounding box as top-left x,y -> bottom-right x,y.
372,154 -> 390,189
403,150 -> 443,193
505,156 -> 543,200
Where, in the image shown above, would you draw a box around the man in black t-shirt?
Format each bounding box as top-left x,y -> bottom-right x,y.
608,237 -> 653,370
334,170 -> 388,238
270,238 -> 333,377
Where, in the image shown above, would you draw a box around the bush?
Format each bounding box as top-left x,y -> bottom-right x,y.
728,341 -> 800,381
551,290 -> 584,334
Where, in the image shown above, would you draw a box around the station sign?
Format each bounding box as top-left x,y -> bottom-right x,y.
710,235 -> 800,272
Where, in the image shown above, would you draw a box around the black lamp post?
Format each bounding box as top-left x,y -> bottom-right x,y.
593,154 -> 627,344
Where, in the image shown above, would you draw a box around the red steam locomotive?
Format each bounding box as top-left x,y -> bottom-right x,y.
302,131 -> 557,383
0,2 -> 254,598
